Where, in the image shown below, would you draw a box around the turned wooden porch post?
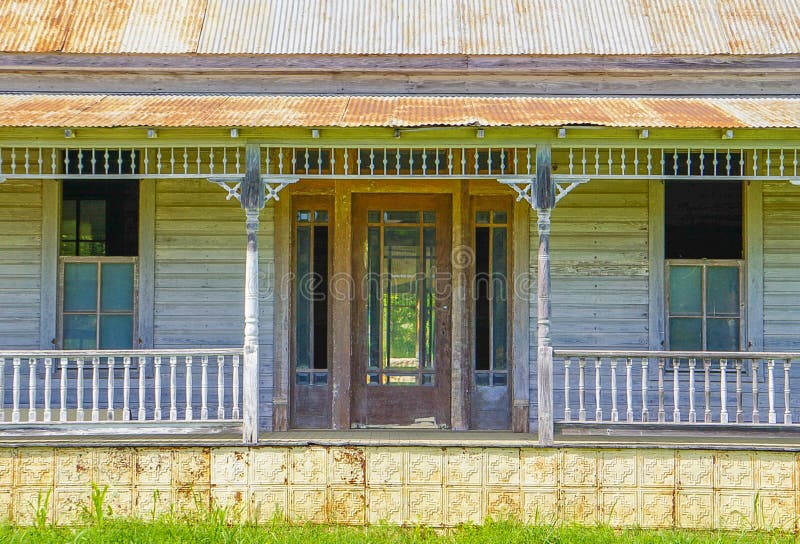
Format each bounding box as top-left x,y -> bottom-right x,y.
535,144 -> 556,446
241,143 -> 264,444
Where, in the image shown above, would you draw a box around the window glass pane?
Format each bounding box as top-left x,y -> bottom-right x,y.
78,241 -> 106,256
314,210 -> 328,223
669,318 -> 702,350
493,211 -> 508,224
63,314 -> 97,349
423,211 -> 435,223
707,318 -> 739,351
297,210 -> 311,223
384,211 -> 419,224
99,315 -> 133,349
492,228 -> 508,371
312,226 -> 328,370
295,226 -> 311,369
61,200 -> 77,243
60,242 -> 77,256
367,227 -> 381,368
706,266 -> 739,317
64,263 -> 97,311
100,263 -> 134,311
422,226 -> 435,369
368,211 -> 380,223
474,227 -> 491,371
78,200 -> 106,241
383,227 -> 420,369
668,266 -> 702,315
475,211 -> 490,224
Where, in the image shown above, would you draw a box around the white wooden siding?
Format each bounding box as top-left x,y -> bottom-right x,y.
153,179 -> 275,430
0,179 -> 41,349
763,181 -> 800,351
529,179 -> 650,425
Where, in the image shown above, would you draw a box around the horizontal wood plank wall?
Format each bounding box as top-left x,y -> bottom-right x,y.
763,181 -> 800,352
0,179 -> 42,349
153,179 -> 275,430
529,179 -> 650,427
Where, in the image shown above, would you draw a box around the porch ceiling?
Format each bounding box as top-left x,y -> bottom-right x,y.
2,94 -> 800,129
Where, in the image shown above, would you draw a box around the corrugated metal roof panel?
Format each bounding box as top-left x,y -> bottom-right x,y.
1,94 -> 799,129
0,94 -> 106,126
62,0 -> 204,53
0,0 -> 74,52
3,0 -> 800,55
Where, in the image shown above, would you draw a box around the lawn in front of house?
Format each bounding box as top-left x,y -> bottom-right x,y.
1,520 -> 798,544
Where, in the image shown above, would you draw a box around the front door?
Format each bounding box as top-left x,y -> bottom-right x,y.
351,194 -> 452,427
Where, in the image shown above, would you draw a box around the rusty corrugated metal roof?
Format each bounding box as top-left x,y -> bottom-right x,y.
2,0 -> 800,55
0,94 -> 799,128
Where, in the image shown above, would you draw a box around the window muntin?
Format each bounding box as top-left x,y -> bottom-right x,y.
474,208 -> 509,386
294,206 -> 330,385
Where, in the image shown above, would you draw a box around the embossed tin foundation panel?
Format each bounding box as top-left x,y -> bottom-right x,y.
0,445 -> 797,529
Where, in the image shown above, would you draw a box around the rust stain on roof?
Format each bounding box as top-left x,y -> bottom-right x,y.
2,0 -> 800,55
0,94 -> 799,129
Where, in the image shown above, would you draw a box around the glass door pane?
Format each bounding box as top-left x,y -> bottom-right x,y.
366,209 -> 436,386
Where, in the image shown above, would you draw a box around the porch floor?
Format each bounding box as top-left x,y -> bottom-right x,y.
3,426 -> 800,450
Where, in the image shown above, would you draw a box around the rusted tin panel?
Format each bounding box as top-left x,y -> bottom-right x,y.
3,0 -> 800,55
0,94 -> 105,126
716,98 -> 800,128
70,95 -> 230,127
1,94 -> 800,129
206,96 -> 350,127
0,0 -> 75,52
62,0 -> 204,53
117,0 -> 206,53
720,0 -> 800,54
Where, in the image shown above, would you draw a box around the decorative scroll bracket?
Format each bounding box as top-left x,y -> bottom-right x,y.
497,175 -> 591,208
207,175 -> 300,204
208,176 -> 243,202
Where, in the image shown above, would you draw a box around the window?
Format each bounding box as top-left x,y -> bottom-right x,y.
667,263 -> 742,351
665,171 -> 743,351
293,204 -> 330,385
59,178 -> 139,349
474,206 -> 509,386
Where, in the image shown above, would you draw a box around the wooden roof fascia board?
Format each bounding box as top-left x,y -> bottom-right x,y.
1,53 -> 800,73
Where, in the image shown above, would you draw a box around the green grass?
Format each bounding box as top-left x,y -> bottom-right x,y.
0,520 -> 799,544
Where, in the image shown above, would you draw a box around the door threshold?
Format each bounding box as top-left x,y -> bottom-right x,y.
351,417 -> 448,430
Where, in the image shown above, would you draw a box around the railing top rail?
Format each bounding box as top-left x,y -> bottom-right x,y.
0,348 -> 244,358
553,350 -> 800,360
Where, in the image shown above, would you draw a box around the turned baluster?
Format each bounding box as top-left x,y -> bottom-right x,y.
138,357 -> 146,421
688,358 -> 696,423
185,356 -> 193,421
217,355 -> 225,420
59,358 -> 68,422
201,355 -> 209,420
594,358 -> 603,421
43,358 -> 52,422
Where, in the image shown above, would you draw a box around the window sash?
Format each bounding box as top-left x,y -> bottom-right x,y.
665,259 -> 744,352
58,256 -> 138,350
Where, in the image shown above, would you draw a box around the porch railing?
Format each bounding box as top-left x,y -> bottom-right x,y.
554,350 -> 800,426
0,349 -> 242,427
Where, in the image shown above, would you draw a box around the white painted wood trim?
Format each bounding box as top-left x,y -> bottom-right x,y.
745,181 -> 764,351
137,179 -> 155,348
648,180 -> 666,350
39,181 -> 59,349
